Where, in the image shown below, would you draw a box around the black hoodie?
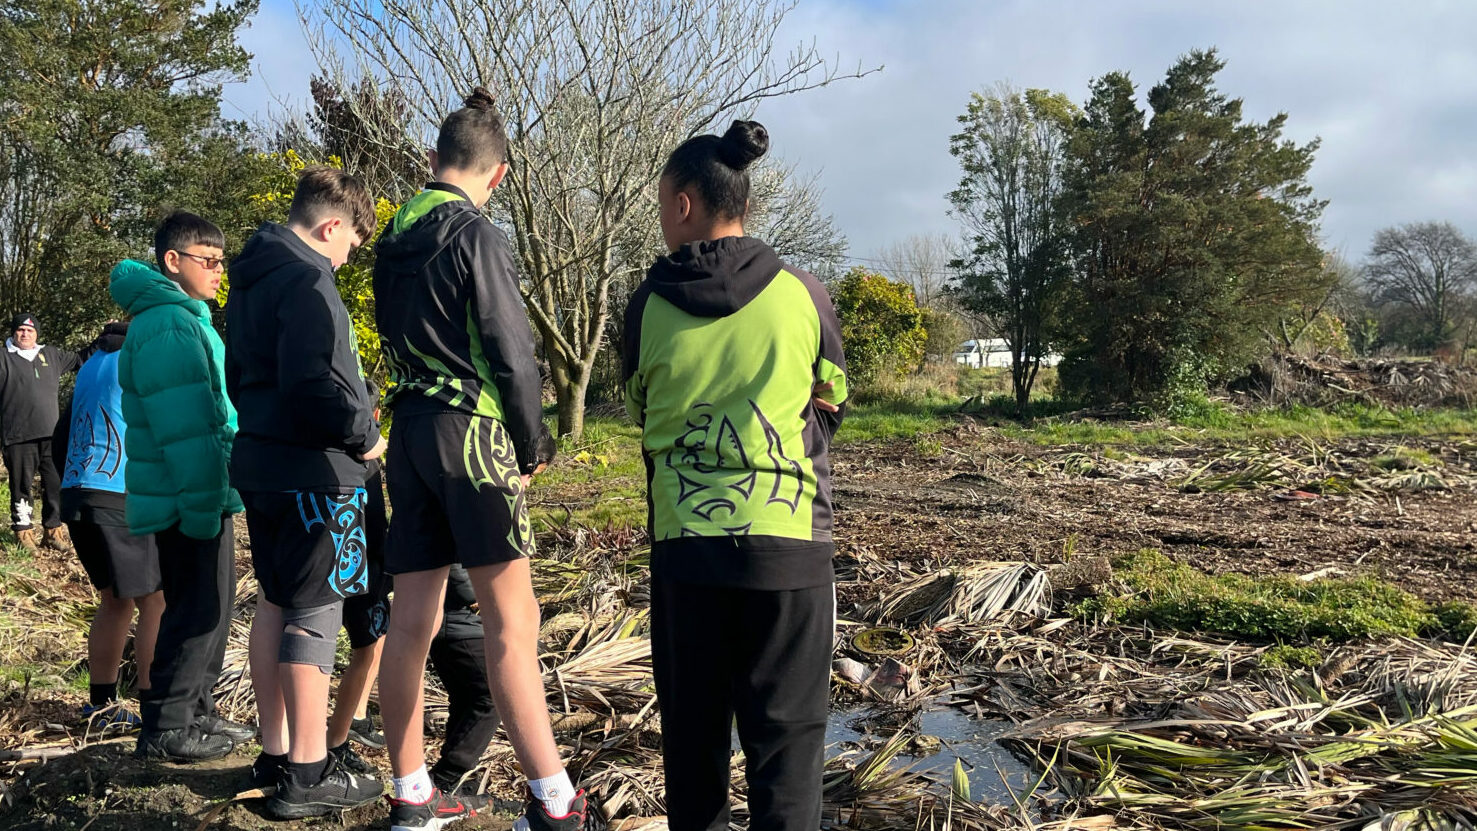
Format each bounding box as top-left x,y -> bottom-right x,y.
373,184 -> 543,473
225,222 -> 379,493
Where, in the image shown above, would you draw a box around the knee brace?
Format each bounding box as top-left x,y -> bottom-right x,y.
279,601 -> 344,674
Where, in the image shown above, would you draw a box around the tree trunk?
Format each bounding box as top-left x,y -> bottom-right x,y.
546,345 -> 591,441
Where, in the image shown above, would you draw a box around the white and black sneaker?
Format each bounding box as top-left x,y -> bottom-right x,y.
348,715 -> 386,748
266,755 -> 383,819
389,788 -> 481,831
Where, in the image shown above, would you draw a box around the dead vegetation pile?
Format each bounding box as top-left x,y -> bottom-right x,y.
1234,353 -> 1477,409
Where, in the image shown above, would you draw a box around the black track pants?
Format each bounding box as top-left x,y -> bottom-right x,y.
4,439 -> 61,530
651,574 -> 834,831
140,520 -> 233,732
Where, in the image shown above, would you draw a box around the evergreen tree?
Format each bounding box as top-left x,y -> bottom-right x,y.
1057,49 -> 1327,409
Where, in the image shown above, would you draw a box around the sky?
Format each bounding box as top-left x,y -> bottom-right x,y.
225,0 -> 1477,264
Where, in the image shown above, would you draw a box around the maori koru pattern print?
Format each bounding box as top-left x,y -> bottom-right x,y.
463,415 -> 535,555
665,400 -> 805,537
297,489 -> 370,598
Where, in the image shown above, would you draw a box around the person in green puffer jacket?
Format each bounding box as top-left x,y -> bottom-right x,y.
108,211 -> 253,765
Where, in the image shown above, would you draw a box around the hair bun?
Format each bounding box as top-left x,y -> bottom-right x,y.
464,87 -> 498,111
717,120 -> 768,171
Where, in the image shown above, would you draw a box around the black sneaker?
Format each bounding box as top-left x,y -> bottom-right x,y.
348,716 -> 386,748
266,755 -> 383,819
135,727 -> 235,763
329,739 -> 376,775
196,713 -> 257,744
430,766 -> 486,800
514,789 -> 595,831
388,789 -> 479,831
250,751 -> 286,790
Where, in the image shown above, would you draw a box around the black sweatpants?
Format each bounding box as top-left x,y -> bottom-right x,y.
4,439 -> 61,530
141,519 -> 234,732
651,574 -> 834,831
427,612 -> 501,781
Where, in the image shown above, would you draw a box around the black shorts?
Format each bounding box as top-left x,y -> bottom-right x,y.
243,488 -> 371,610
385,412 -> 534,575
69,508 -> 160,600
343,471 -> 391,648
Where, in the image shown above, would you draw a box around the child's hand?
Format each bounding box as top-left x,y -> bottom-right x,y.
812,380 -> 840,413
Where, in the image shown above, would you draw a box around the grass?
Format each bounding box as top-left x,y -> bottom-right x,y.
1076,549 -> 1477,644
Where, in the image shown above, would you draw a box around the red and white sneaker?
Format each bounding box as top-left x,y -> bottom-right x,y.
388,788 -> 479,831
513,788 -> 597,831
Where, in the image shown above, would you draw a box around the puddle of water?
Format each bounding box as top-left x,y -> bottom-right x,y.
825,706 -> 1036,806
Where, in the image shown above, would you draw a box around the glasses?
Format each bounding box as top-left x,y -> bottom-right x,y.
174,251 -> 225,270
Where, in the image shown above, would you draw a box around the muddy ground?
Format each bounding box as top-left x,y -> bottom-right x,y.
2,420 -> 1473,829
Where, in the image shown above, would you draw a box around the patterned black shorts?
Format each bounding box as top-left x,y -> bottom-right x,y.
384,411 -> 535,575
244,488 -> 370,610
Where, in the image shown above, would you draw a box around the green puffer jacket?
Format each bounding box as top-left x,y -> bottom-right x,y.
109,260 -> 243,539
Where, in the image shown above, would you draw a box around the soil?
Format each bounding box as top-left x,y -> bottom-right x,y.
0,742 -> 517,830
832,420 -> 1477,607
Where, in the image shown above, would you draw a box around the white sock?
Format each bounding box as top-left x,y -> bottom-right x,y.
392,765 -> 435,804
528,769 -> 575,817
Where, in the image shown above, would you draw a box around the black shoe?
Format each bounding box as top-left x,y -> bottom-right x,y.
389,789 -> 479,831
250,751 -> 287,790
135,727 -> 235,763
266,755 -> 382,819
197,713 -> 256,744
430,767 -> 479,798
329,739 -> 376,775
515,789 -> 594,831
348,716 -> 385,748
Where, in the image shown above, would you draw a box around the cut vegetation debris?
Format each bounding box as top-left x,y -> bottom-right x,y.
5,424 -> 1477,830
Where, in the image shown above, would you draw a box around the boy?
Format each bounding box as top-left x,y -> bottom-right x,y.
0,313 -> 88,550
109,211 -> 255,763
373,88 -> 588,831
53,321 -> 162,729
226,166 -> 386,818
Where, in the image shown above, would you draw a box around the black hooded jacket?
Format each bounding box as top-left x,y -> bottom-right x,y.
225,222 -> 379,493
373,183 -> 543,473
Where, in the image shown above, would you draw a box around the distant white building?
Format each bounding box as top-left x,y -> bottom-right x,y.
952,338 -> 1061,369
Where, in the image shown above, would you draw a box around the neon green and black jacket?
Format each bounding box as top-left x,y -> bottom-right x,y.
623,237 -> 848,589
373,183 -> 543,473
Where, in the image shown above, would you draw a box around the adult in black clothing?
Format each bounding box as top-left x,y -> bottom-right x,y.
0,313 -> 88,551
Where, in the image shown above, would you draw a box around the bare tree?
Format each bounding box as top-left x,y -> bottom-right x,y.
748,162 -> 848,279
873,233 -> 958,309
301,0 -> 875,438
1365,221 -> 1477,352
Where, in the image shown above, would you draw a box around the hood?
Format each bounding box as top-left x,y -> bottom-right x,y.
5,339 -> 41,360
109,259 -> 205,317
92,321 -> 129,354
646,237 -> 783,318
376,183 -> 481,275
229,222 -> 332,289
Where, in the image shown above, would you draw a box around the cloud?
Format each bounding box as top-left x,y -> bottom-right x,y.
753,0 -> 1477,259
225,0 -> 1477,261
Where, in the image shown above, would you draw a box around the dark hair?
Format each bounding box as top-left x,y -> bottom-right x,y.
287,165 -> 376,243
436,87 -> 509,173
154,211 -> 225,274
661,120 -> 768,220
